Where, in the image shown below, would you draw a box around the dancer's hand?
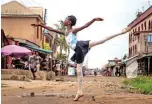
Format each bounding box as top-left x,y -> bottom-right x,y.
31,23 -> 45,27
31,24 -> 39,27
122,27 -> 131,34
94,17 -> 104,21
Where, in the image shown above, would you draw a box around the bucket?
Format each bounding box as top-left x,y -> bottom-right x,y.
68,66 -> 75,76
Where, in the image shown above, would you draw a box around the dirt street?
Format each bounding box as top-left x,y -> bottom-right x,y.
2,76 -> 152,104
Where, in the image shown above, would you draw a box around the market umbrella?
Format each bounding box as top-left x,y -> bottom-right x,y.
1,45 -> 31,57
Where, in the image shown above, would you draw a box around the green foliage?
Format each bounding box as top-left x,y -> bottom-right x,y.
56,53 -> 67,61
54,20 -> 69,60
123,76 -> 152,94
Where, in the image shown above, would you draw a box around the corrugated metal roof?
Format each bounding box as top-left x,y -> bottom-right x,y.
1,1 -> 44,23
1,1 -> 36,15
29,7 -> 43,18
1,1 -> 43,19
146,53 -> 152,57
25,45 -> 53,54
123,54 -> 139,63
128,6 -> 152,28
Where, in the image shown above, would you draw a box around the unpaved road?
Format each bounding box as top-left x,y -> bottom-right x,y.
2,76 -> 152,104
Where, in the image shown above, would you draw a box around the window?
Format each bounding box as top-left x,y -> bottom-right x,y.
130,47 -> 132,57
129,33 -> 131,43
135,28 -> 137,40
45,37 -> 49,43
133,46 -> 134,55
131,47 -> 132,56
149,20 -> 151,30
151,20 -> 152,30
37,27 -> 39,39
132,31 -> 134,41
144,21 -> 147,30
134,45 -> 135,55
129,48 -> 132,57
138,35 -> 140,43
135,45 -> 137,54
132,29 -> 134,33
148,35 -> 152,43
130,33 -> 132,43
149,20 -> 152,30
138,26 -> 140,31
40,27 -> 42,40
141,24 -> 144,30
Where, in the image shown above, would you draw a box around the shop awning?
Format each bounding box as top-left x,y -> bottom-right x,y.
24,45 -> 53,54
145,53 -> 152,57
123,55 -> 139,63
12,38 -> 52,54
137,53 -> 152,60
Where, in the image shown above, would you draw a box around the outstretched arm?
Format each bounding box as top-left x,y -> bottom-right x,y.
31,24 -> 65,35
73,17 -> 104,34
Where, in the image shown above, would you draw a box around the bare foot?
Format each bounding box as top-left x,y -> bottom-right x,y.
73,94 -> 84,101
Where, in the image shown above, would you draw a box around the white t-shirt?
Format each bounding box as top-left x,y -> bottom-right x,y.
56,64 -> 60,71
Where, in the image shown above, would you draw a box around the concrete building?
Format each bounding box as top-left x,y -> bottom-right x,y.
1,1 -> 54,69
126,6 -> 152,76
1,1 -> 44,47
128,6 -> 152,58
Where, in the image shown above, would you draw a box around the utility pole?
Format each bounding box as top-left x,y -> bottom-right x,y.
148,0 -> 151,7
42,9 -> 47,49
142,6 -> 144,12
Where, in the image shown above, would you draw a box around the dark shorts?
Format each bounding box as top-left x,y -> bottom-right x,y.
71,40 -> 90,64
30,68 -> 37,73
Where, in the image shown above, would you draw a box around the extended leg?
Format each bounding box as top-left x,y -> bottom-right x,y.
73,63 -> 84,101
89,27 -> 130,48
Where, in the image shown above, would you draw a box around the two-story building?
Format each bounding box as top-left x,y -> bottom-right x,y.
1,1 -> 53,68
1,1 -> 43,47
127,6 -> 152,75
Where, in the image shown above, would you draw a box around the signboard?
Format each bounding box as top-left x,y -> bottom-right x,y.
68,67 -> 75,76
44,42 -> 50,50
148,34 -> 152,43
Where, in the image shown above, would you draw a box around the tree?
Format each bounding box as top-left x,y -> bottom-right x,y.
54,21 -> 69,61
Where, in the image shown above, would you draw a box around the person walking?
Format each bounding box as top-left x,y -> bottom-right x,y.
35,52 -> 42,72
28,52 -> 37,80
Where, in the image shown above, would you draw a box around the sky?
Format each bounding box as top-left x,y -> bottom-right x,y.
2,0 -> 152,68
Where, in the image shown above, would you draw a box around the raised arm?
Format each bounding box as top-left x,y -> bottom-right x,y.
31,24 -> 65,35
73,17 -> 104,34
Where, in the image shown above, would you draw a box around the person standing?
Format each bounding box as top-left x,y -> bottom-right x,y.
60,61 -> 65,76
28,52 -> 37,80
94,70 -> 97,76
35,52 -> 42,72
32,15 -> 130,101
